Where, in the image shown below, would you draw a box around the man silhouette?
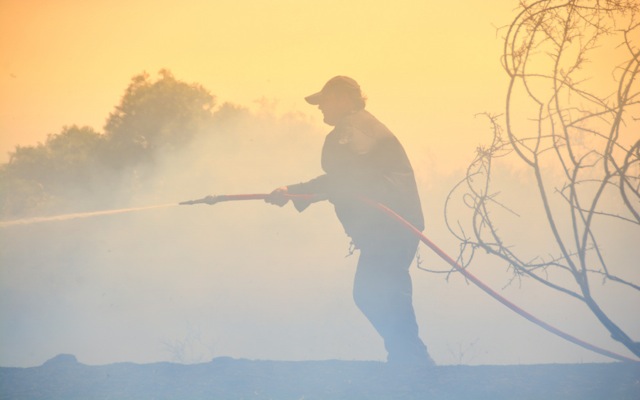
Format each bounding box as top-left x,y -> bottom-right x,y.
267,76 -> 434,367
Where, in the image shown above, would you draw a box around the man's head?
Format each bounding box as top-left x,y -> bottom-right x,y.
305,76 -> 366,125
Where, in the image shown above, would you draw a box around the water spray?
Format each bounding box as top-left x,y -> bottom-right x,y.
0,193 -> 305,228
0,203 -> 178,228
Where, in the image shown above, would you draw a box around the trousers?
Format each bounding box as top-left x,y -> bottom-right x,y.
352,236 -> 433,365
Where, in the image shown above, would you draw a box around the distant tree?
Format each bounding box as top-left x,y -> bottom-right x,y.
43,125 -> 104,192
446,1 -> 639,357
1,126 -> 103,216
0,145 -> 51,217
0,70 -> 218,218
103,69 -> 216,168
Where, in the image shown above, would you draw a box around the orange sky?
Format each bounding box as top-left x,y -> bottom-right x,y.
0,0 -> 514,170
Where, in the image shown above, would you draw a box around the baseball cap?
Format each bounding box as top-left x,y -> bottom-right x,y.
305,76 -> 362,105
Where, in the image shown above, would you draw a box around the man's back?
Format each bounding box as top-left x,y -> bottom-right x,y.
320,109 -> 424,247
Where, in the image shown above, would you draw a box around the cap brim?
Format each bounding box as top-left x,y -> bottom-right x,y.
305,92 -> 322,105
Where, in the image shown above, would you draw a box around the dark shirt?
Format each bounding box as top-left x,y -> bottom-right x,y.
289,109 -> 424,247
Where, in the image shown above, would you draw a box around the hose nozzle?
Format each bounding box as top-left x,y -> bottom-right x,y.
179,195 -> 222,205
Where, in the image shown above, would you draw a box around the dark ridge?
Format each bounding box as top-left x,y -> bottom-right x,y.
1,355 -> 639,400
41,354 -> 79,368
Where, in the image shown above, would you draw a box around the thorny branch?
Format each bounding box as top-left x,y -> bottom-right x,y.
445,0 -> 640,358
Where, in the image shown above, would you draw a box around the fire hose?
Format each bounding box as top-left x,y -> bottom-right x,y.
180,193 -> 638,363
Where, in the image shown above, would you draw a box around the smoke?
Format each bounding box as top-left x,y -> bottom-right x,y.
1,100 -> 638,368
0,101 -> 383,367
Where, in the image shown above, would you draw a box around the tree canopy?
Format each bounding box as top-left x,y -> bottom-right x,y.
1,71 -> 217,218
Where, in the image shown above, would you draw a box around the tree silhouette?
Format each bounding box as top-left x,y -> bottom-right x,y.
446,0 -> 639,357
1,126 -> 103,216
1,71 -> 217,218
103,69 -> 216,168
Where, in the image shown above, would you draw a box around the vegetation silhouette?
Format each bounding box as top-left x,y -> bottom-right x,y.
446,0 -> 639,358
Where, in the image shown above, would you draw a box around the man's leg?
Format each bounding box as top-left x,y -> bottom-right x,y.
353,238 -> 434,366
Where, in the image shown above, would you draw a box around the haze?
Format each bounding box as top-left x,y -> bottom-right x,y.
1,0 -> 638,367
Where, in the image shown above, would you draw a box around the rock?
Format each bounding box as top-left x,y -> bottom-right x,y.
41,354 -> 79,367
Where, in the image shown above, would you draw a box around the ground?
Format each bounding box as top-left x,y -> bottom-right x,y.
1,354 -> 639,399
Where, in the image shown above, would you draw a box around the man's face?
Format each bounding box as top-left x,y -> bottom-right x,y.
317,91 -> 353,126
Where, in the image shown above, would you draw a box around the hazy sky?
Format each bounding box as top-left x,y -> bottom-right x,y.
1,1 -> 638,367
0,0 -> 513,168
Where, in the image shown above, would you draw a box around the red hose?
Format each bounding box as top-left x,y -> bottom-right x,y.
187,192 -> 638,363
358,197 -> 638,363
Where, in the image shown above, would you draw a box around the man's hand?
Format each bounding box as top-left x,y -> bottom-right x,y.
265,186 -> 290,207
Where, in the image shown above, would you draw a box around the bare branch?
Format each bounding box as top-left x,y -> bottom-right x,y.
445,0 -> 640,358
